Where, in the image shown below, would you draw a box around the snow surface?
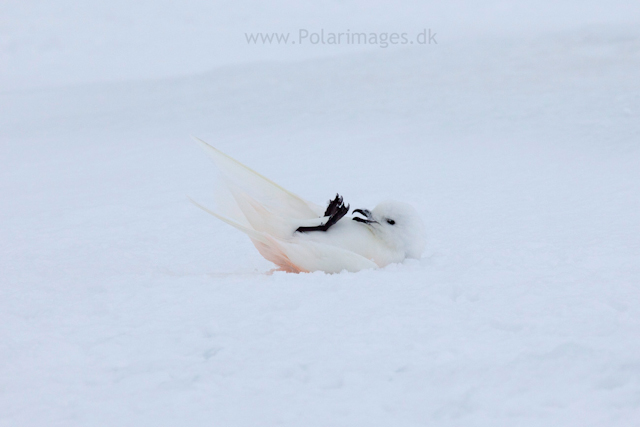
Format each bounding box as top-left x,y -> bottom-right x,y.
2,2 -> 640,426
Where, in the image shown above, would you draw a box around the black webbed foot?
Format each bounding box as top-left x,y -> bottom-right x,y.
296,194 -> 349,233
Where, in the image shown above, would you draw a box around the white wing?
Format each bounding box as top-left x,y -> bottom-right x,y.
191,138 -> 381,273
224,182 -> 331,240
194,137 -> 323,221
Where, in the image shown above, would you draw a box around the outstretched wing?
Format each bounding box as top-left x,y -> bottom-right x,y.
194,137 -> 323,221
191,139 -> 379,273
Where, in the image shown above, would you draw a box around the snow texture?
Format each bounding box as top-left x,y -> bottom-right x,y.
1,1 -> 640,426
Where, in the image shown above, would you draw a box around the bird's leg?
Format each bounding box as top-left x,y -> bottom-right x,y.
296,194 -> 350,232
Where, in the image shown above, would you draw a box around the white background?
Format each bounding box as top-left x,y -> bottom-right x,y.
1,1 -> 640,426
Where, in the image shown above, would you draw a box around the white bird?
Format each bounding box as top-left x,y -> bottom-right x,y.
191,138 -> 426,273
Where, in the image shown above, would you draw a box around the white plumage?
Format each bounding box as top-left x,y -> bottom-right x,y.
191,138 -> 426,273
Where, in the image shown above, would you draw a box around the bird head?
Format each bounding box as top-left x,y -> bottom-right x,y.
353,201 -> 426,259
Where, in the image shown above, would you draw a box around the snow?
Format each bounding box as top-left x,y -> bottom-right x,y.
1,1 -> 640,426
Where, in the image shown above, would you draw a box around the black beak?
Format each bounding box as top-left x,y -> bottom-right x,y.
352,208 -> 377,225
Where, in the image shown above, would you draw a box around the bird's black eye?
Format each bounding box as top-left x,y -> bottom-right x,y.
386,219 -> 395,225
